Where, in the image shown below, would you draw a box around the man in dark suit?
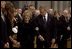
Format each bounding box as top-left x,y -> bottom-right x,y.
58,10 -> 71,48
35,6 -> 56,48
0,12 -> 9,48
16,9 -> 24,48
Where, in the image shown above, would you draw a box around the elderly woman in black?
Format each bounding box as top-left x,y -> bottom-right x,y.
17,10 -> 35,48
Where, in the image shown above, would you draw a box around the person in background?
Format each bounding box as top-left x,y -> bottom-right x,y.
28,5 -> 36,20
48,9 -> 54,17
17,10 -> 35,48
59,10 -> 71,48
35,6 -> 56,48
53,11 -> 61,48
5,1 -> 19,48
16,8 -> 23,21
0,1 -> 9,48
34,9 -> 40,17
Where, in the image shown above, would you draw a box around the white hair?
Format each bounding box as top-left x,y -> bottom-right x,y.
63,10 -> 68,13
48,9 -> 53,12
35,10 -> 40,15
48,9 -> 54,15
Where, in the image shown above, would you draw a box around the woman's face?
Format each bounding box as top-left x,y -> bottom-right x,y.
24,13 -> 31,23
1,1 -> 6,8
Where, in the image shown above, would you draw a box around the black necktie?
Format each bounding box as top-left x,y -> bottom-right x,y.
43,16 -> 46,23
43,16 -> 47,28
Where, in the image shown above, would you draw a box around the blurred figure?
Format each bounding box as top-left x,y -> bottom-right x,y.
23,10 -> 32,23
22,5 -> 28,14
5,1 -> 15,36
28,5 -> 36,20
69,7 -> 71,14
35,6 -> 56,48
15,8 -> 23,23
31,9 -> 40,22
48,9 -> 54,16
34,10 -> 40,17
13,8 -> 24,48
17,10 -> 35,48
54,11 -> 60,20
28,5 -> 35,13
0,1 -> 9,48
17,8 -> 23,19
9,35 -> 20,48
59,10 -> 71,48
53,11 -> 61,48
17,8 -> 22,14
5,1 -> 19,48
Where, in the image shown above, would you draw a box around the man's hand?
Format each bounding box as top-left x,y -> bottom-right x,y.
13,42 -> 20,48
35,27 -> 39,31
51,39 -> 58,48
51,38 -> 56,44
51,44 -> 58,48
9,36 -> 20,48
67,26 -> 71,31
38,35 -> 45,41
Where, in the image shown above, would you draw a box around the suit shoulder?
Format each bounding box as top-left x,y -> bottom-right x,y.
59,15 -> 65,20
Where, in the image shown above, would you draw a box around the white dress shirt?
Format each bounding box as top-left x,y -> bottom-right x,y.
43,13 -> 48,22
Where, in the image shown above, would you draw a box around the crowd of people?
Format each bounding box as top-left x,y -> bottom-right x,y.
0,1 -> 71,48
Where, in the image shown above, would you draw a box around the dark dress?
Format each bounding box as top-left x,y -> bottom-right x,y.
17,14 -> 35,48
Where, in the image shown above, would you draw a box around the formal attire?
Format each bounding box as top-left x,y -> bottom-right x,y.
35,13 -> 56,48
17,13 -> 24,47
58,15 -> 71,48
17,14 -> 35,48
0,11 -> 8,48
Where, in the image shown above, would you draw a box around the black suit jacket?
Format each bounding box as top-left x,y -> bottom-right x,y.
35,13 -> 56,41
17,14 -> 24,42
0,14 -> 8,46
59,15 -> 71,39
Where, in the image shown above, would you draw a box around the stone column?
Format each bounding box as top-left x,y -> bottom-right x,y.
58,1 -> 63,14
11,1 -> 19,8
52,1 -> 58,11
19,1 -> 26,9
37,1 -> 51,9
35,1 -> 38,9
63,1 -> 71,10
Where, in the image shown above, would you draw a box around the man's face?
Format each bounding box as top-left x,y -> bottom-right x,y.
63,10 -> 69,17
34,10 -> 40,16
48,9 -> 54,15
18,9 -> 22,14
29,6 -> 35,13
1,1 -> 6,8
40,9 -> 46,16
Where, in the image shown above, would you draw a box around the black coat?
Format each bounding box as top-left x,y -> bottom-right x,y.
53,16 -> 62,43
17,15 -> 35,48
57,15 -> 71,48
17,14 -> 24,42
0,13 -> 8,48
59,15 -> 71,39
